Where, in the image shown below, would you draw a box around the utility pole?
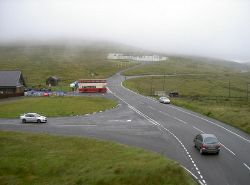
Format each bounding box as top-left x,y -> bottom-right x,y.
228,79 -> 231,98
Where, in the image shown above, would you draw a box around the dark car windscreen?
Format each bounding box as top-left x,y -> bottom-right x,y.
204,137 -> 218,144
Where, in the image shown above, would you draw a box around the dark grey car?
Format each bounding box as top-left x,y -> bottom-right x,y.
194,134 -> 221,155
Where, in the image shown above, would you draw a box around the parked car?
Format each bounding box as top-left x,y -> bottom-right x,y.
20,113 -> 47,123
194,134 -> 220,155
159,96 -> 171,104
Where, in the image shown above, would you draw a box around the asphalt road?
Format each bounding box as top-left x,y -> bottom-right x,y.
1,72 -> 250,185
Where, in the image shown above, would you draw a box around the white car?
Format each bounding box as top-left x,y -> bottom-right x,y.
159,96 -> 171,104
20,113 -> 47,123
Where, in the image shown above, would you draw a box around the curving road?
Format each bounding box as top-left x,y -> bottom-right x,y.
1,72 -> 250,185
108,72 -> 250,185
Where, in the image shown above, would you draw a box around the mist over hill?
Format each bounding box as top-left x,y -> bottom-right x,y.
1,40 -> 250,76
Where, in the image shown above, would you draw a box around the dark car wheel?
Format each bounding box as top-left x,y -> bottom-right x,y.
37,119 -> 41,123
22,119 -> 26,123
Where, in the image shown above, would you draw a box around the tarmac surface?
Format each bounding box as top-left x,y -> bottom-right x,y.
1,71 -> 250,185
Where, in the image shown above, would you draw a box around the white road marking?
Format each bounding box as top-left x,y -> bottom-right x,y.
174,117 -> 187,124
220,143 -> 236,156
243,163 -> 250,171
110,87 -> 206,184
117,82 -> 250,181
193,126 -> 205,133
181,165 -> 198,180
120,82 -> 250,143
182,165 -> 205,185
169,105 -> 250,143
199,180 -> 205,185
113,85 -> 246,172
192,126 -> 236,156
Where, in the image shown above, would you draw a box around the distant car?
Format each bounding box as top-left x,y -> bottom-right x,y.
20,113 -> 47,123
194,134 -> 220,155
159,96 -> 171,104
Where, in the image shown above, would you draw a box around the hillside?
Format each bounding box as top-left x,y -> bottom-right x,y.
1,40 -> 249,89
123,56 -> 250,76
0,40 -> 150,88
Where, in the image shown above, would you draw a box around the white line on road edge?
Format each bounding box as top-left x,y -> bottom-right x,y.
108,87 -> 206,185
220,143 -> 236,156
182,165 -> 205,185
192,126 -> 236,156
119,83 -> 241,159
181,165 -> 198,180
120,82 -> 250,144
243,163 -> 250,171
117,81 -> 250,177
169,105 -> 250,144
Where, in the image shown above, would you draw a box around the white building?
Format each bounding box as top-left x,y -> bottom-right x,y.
107,53 -> 168,62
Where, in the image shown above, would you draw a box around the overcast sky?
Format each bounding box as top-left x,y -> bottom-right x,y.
0,0 -> 250,62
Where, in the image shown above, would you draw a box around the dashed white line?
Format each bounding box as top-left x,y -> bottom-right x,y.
120,82 -> 250,143
174,117 -> 187,124
117,82 -> 250,181
120,82 -> 248,169
192,126 -> 236,156
193,126 -> 205,133
110,87 -> 206,184
169,105 -> 250,143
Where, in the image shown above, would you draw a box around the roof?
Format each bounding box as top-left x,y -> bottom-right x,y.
47,76 -> 60,80
201,134 -> 217,138
0,70 -> 25,87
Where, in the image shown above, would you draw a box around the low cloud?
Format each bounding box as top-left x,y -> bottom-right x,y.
0,0 -> 250,62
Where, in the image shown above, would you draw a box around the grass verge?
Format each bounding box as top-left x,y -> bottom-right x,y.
0,96 -> 117,118
123,75 -> 250,134
122,56 -> 246,76
0,131 -> 196,185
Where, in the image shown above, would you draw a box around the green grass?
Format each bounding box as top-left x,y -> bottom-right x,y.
123,56 -> 249,76
0,97 -> 117,118
0,131 -> 196,185
172,98 -> 250,134
123,74 -> 250,134
0,44 -> 137,90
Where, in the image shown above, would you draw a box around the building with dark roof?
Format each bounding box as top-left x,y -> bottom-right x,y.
0,70 -> 26,98
46,76 -> 60,86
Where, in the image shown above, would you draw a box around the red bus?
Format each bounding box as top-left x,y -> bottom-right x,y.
77,79 -> 107,93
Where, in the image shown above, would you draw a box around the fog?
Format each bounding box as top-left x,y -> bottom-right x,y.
0,0 -> 250,62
